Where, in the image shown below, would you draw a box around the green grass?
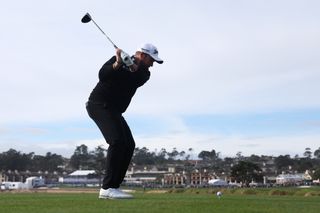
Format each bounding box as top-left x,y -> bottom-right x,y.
1,189 -> 320,213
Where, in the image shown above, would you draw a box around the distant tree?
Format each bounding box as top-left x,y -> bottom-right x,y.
313,168 -> 320,180
30,152 -> 64,172
224,157 -> 234,166
0,149 -> 33,171
230,161 -> 263,185
198,150 -> 211,161
314,147 -> 320,159
223,157 -> 235,173
188,148 -> 194,160
155,148 -> 167,164
43,152 -> 64,172
236,152 -> 243,160
70,144 -> 91,170
132,147 -> 155,165
167,148 -> 179,161
303,147 -> 312,158
184,154 -> 190,160
295,158 -> 314,173
92,146 -> 108,186
248,154 -> 261,163
158,148 -> 167,158
179,151 -> 186,160
274,155 -> 294,171
198,149 -> 217,162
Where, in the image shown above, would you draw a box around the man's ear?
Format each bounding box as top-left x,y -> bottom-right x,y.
139,52 -> 145,58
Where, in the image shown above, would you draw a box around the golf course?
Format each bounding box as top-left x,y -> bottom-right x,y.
1,187 -> 320,213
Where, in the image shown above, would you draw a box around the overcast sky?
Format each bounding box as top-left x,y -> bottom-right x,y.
1,0 -> 319,158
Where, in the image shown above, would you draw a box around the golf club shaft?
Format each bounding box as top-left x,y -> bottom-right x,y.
90,19 -> 118,49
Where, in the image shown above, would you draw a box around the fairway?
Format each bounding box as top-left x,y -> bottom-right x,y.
1,190 -> 320,213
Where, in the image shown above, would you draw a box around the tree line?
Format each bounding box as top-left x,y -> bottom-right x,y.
1,145 -> 320,178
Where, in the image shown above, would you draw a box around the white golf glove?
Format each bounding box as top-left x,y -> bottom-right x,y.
120,51 -> 134,66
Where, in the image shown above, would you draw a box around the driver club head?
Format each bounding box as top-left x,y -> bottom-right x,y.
81,13 -> 92,23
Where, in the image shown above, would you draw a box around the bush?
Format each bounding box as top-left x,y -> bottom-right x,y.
304,191 -> 320,197
269,189 -> 294,196
168,188 -> 185,193
241,189 -> 258,195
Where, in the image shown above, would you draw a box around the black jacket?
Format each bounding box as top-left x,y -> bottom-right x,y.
88,56 -> 150,113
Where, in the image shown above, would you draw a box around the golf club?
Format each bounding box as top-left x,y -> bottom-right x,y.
81,12 -> 133,66
81,13 -> 118,49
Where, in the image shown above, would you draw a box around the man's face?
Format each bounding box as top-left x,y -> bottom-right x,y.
141,53 -> 155,68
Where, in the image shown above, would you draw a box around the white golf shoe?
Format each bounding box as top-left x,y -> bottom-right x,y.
99,188 -> 133,199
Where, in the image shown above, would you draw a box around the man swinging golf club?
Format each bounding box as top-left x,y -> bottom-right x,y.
83,13 -> 163,199
86,44 -> 163,199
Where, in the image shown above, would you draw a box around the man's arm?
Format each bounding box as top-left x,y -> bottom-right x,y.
98,56 -> 118,81
99,48 -> 128,80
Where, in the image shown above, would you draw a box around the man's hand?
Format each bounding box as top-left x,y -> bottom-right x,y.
115,48 -> 122,64
112,48 -> 123,70
114,48 -> 136,71
120,51 -> 134,66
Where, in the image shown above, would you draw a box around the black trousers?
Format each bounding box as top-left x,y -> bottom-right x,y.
86,102 -> 135,189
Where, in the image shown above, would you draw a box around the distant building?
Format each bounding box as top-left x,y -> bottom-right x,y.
163,172 -> 187,186
0,172 -> 6,183
276,174 -> 303,185
276,171 -> 312,185
1,177 -> 45,190
59,170 -> 99,186
190,169 -> 213,185
124,166 -> 167,186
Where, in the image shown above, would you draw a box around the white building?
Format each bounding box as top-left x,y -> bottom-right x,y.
59,170 -> 99,186
25,176 -> 45,188
208,179 -> 228,186
124,167 -> 167,186
276,171 -> 312,185
276,174 -> 303,185
0,177 -> 45,190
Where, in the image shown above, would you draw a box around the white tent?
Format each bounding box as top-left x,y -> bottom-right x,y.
59,170 -> 98,185
69,170 -> 96,176
208,179 -> 228,186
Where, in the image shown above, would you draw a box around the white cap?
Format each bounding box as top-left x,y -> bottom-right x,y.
138,43 -> 163,64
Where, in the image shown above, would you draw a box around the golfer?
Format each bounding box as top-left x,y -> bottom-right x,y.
86,43 -> 163,199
